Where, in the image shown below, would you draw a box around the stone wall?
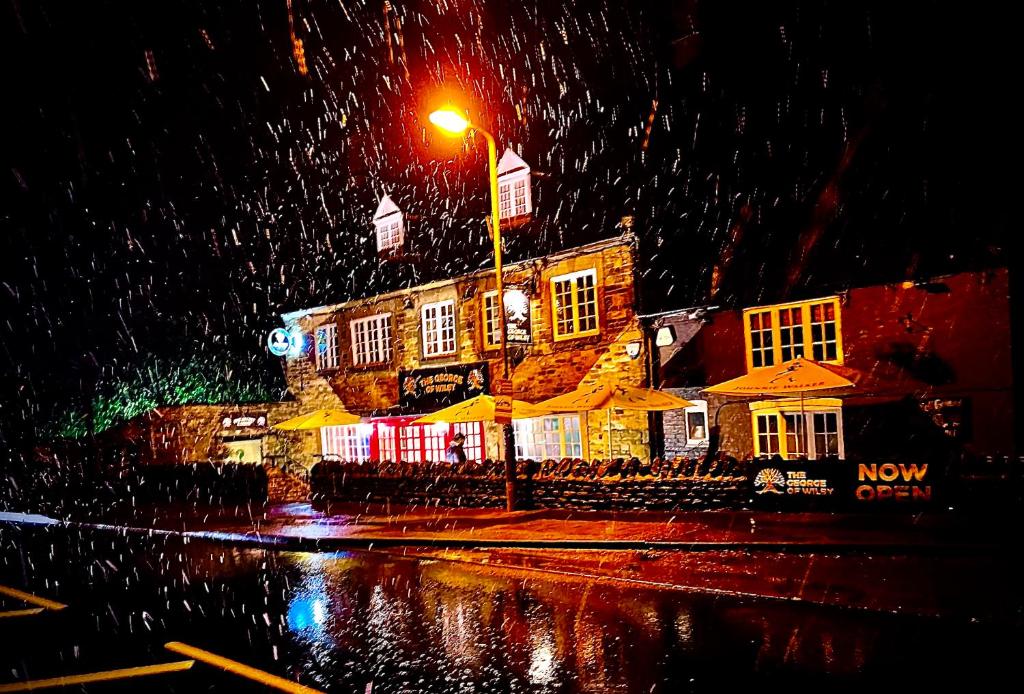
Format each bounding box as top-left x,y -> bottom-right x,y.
310,474 -> 747,511
283,235 -> 654,460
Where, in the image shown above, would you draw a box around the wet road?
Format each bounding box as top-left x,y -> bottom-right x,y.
0,525 -> 1020,692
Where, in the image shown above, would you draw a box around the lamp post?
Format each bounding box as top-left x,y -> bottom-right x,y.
429,107 -> 518,511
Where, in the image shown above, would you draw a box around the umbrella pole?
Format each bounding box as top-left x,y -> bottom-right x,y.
800,391 -> 807,457
607,408 -> 612,459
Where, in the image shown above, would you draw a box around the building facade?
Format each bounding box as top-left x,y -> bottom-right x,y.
656,268 -> 1015,461
276,234 -> 652,466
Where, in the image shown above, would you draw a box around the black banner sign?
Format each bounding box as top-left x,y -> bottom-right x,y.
750,460 -> 938,510
399,362 -> 490,411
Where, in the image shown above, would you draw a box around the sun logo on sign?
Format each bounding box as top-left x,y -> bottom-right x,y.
754,468 -> 786,495
467,368 -> 485,392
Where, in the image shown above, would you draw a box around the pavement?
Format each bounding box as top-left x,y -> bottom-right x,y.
3,501 -> 1015,553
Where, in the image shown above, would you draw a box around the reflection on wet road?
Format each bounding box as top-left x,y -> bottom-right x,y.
0,526 -> 1019,692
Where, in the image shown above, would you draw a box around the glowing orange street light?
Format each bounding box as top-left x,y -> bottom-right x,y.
428,105 -> 518,512
428,108 -> 470,135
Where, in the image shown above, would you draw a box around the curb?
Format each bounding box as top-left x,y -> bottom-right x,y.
0,515 -> 1002,556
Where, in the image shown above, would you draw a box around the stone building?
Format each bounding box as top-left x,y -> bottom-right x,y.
276,234 -> 651,466
653,268 -> 1015,461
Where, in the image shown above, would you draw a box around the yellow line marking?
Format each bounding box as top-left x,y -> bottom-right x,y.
0,660 -> 194,692
165,642 -> 323,694
0,585 -> 66,611
0,608 -> 45,619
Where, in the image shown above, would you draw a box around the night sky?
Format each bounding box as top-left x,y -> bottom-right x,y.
1,1 -> 1014,444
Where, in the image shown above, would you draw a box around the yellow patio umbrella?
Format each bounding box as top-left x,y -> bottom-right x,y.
273,407 -> 362,430
535,379 -> 694,458
704,357 -> 856,453
412,394 -> 553,424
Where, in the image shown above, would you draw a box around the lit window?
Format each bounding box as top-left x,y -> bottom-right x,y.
350,313 -> 392,366
752,408 -> 844,459
514,415 -> 583,460
399,425 -> 422,463
452,422 -> 484,462
321,425 -> 371,462
810,301 -> 839,361
315,323 -> 339,371
421,300 -> 456,356
551,269 -> 599,340
377,424 -> 397,461
756,414 -> 780,456
743,297 -> 842,370
748,310 -> 774,368
783,413 -> 805,458
779,306 -> 804,361
813,411 -> 841,456
684,400 -> 709,443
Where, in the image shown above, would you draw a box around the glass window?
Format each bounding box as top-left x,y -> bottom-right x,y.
315,323 -> 339,371
513,178 -> 528,216
377,423 -> 397,462
399,425 -> 422,463
756,414 -> 780,456
421,300 -> 456,356
321,425 -> 371,462
499,181 -> 513,220
376,219 -> 402,252
782,413 -> 805,459
810,301 -> 839,361
683,400 -> 709,442
748,311 -> 774,368
813,411 -> 840,457
482,292 -> 501,350
779,306 -> 804,362
350,313 -> 392,366
551,269 -> 599,339
452,422 -> 484,462
514,415 -> 583,459
422,425 -> 448,462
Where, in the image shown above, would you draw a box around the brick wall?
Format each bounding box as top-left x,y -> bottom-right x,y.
660,268 -> 1014,458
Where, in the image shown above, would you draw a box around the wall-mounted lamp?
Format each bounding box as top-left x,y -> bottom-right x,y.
655,325 -> 677,347
625,342 -> 642,359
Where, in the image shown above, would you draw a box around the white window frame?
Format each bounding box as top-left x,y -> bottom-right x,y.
375,218 -> 403,253
751,403 -> 845,459
514,414 -> 584,460
314,323 -> 339,371
350,313 -> 392,366
498,173 -> 531,220
550,268 -> 599,340
321,425 -> 371,462
683,400 -> 709,444
482,291 -> 501,350
421,299 -> 457,357
452,422 -> 484,462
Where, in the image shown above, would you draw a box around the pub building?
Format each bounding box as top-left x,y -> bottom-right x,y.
653,268 -> 1015,463
276,231 -> 654,466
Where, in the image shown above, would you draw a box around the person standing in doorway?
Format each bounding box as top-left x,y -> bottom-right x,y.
446,432 -> 467,464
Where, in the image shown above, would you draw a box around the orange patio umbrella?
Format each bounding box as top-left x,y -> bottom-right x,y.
535,379 -> 694,458
412,394 -> 553,424
704,357 -> 856,453
273,408 -> 361,430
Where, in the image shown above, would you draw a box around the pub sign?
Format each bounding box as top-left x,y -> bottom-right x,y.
399,362 -> 490,410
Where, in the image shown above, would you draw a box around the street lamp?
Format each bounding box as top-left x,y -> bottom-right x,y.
429,106 -> 518,512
